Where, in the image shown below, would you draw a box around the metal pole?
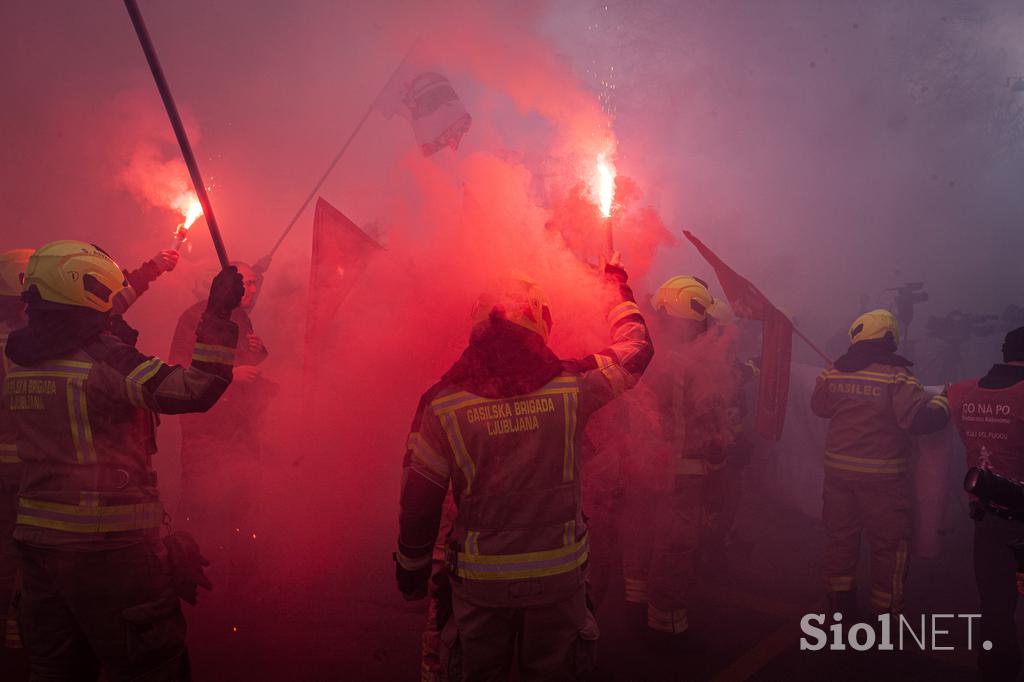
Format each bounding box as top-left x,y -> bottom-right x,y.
123,0 -> 230,269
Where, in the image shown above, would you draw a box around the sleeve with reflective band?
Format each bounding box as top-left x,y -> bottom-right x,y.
575,290 -> 653,417
87,315 -> 238,415
110,261 -> 162,316
824,450 -> 908,475
889,368 -> 938,429
397,385 -> 452,572
16,497 -> 163,533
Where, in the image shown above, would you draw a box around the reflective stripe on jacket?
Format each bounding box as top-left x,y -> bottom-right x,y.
398,291 -> 653,607
3,314 -> 237,548
810,363 -> 947,478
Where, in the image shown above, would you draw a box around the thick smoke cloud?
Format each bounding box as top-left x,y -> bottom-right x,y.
2,0 -> 1022,677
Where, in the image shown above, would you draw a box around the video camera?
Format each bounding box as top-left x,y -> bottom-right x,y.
926,310 -> 1000,344
887,282 -> 929,338
965,467 -> 1024,569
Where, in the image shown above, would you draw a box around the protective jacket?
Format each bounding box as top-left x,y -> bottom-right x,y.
949,364 -> 1024,482
0,319 -> 20,486
811,344 -> 949,478
397,282 -> 653,608
3,312 -> 237,550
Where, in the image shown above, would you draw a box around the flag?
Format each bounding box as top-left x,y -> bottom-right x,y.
304,198 -> 384,380
377,60 -> 472,156
683,230 -> 793,440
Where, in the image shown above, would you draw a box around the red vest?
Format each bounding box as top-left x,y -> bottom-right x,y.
949,377 -> 1024,482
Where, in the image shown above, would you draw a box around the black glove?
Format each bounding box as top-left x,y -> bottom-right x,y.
603,261 -> 628,285
164,531 -> 212,605
394,553 -> 430,601
206,266 -> 244,318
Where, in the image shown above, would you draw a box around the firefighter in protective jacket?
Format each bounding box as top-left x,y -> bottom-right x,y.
621,275 -> 749,639
2,241 -> 242,680
811,309 -> 949,617
395,255 -> 653,681
0,246 -> 179,672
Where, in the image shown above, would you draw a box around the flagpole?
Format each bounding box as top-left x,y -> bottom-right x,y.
123,0 -> 230,269
260,48 -> 414,269
791,322 -> 832,366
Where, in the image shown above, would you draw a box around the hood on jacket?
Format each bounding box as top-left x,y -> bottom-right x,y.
441,319 -> 563,399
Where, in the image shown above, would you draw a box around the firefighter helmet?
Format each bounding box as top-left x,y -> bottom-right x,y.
23,241 -> 127,312
0,248 -> 33,297
472,274 -> 552,341
652,275 -> 714,322
849,309 -> 900,345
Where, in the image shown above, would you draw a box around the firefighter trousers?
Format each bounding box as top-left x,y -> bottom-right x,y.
973,513 -> 1022,682
622,474 -> 703,634
822,474 -> 911,613
14,540 -> 189,681
0,482 -> 28,676
450,584 -> 587,682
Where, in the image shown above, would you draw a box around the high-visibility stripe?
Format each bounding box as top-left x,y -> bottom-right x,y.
192,343 -> 235,365
929,395 -> 950,413
464,531 -> 480,556
824,451 -> 907,474
16,497 -> 162,533
562,391 -> 579,482
563,520 -> 576,546
624,576 -> 648,603
408,433 -> 450,484
66,378 -> 96,465
455,535 -> 589,581
125,358 -> 164,408
439,412 -> 475,494
0,443 -> 18,465
4,616 -> 21,648
648,605 -> 689,634
823,369 -> 922,387
594,354 -> 627,394
608,301 -> 642,326
395,549 -> 431,571
826,575 -> 855,592
870,587 -> 893,610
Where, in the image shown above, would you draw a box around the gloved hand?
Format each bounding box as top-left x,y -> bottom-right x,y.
206,266 -> 244,318
151,249 -> 180,273
164,531 -> 212,605
394,554 -> 430,601
601,250 -> 628,284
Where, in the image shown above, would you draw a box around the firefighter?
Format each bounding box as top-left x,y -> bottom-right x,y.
169,261 -> 270,603
621,275 -> 749,640
948,326 -> 1024,682
811,309 -> 949,617
2,240 -> 242,680
395,255 -> 653,681
0,246 -> 179,676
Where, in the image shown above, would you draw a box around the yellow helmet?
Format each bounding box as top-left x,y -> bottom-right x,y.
652,275 -> 714,322
23,241 -> 127,313
472,274 -> 552,341
0,248 -> 33,297
849,309 -> 900,345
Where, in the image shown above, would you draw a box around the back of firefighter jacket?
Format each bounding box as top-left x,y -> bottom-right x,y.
811,362 -> 949,478
398,294 -> 653,609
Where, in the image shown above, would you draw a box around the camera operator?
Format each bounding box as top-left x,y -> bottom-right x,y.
950,326 -> 1024,682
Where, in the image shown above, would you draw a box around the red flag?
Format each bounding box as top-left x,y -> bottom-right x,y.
304,198 -> 384,379
683,230 -> 793,440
